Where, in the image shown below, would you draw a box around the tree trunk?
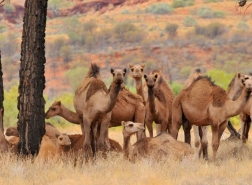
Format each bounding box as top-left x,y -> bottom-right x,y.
17,0 -> 48,155
0,50 -> 4,132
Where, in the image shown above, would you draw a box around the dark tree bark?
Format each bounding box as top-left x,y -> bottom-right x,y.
17,0 -> 48,155
0,50 -> 4,132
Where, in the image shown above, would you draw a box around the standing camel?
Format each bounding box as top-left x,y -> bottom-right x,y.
74,63 -> 126,159
170,75 -> 252,160
143,70 -> 174,136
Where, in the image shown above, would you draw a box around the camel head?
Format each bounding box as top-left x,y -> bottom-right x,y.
121,121 -> 145,137
129,64 -> 145,79
144,73 -> 158,89
111,68 -> 126,85
242,75 -> 252,94
55,133 -> 71,146
45,101 -> 61,119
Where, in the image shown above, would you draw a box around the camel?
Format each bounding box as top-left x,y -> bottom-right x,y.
170,75 -> 252,160
0,108 -> 8,152
143,70 -> 174,136
74,63 -> 126,159
122,121 -> 193,163
226,73 -> 252,142
35,133 -> 71,162
45,91 -> 145,140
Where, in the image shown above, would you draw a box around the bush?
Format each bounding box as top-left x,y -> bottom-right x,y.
170,82 -> 183,95
121,9 -> 130,14
194,22 -> 226,39
172,0 -> 194,8
60,45 -> 73,66
3,3 -> 16,14
183,16 -> 197,27
237,21 -> 250,30
145,3 -> 173,15
165,23 -> 179,38
83,21 -> 97,34
197,6 -> 213,18
213,10 -> 225,18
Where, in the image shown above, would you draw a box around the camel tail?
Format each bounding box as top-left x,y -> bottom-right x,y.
87,63 -> 100,79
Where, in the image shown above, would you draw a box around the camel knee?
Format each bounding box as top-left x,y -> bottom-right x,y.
212,143 -> 219,151
194,141 -> 200,148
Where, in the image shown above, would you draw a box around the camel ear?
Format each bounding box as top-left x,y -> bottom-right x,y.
55,134 -> 59,138
237,73 -> 241,78
123,68 -> 127,75
144,74 -> 147,80
111,69 -> 114,75
129,64 -> 133,69
141,64 -> 145,69
57,101 -> 61,106
121,121 -> 126,126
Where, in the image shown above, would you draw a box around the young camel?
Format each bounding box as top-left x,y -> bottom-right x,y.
74,63 -> 126,159
226,73 -> 252,142
143,70 -> 174,136
170,75 -> 252,160
0,108 -> 8,152
122,121 -> 193,163
46,87 -> 145,140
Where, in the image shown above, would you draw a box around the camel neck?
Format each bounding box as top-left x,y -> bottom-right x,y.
57,144 -> 70,154
104,82 -> 121,113
148,88 -> 156,114
123,134 -> 132,159
60,104 -> 80,124
226,88 -> 250,117
135,78 -> 145,103
227,82 -> 243,101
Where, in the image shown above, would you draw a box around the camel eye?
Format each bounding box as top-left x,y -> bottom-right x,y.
141,69 -> 143,72
129,124 -> 134,127
244,77 -> 249,80
131,68 -> 134,72
51,108 -> 56,111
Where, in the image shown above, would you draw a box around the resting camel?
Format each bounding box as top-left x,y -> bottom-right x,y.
122,121 -> 193,163
226,73 -> 252,142
143,70 -> 174,136
74,63 -> 126,159
46,90 -> 145,140
0,108 -> 8,152
170,75 -> 252,160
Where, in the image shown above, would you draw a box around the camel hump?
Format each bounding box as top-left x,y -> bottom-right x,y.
87,63 -> 100,79
86,79 -> 108,101
183,68 -> 203,90
154,88 -> 166,105
212,86 -> 228,107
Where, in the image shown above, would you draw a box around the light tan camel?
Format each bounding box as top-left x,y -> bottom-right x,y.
143,70 -> 174,136
226,73 -> 252,142
74,63 -> 126,159
122,121 -> 193,163
46,92 -> 145,140
0,108 -> 8,152
129,64 -> 159,137
170,75 -> 252,160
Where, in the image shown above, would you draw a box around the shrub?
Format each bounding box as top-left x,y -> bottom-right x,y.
121,9 -> 130,14
3,3 -> 16,14
237,21 -> 250,30
165,23 -> 179,38
145,3 -> 173,15
60,46 -> 73,66
197,6 -> 213,18
213,10 -> 225,18
194,22 -> 226,39
83,21 -> 97,34
172,0 -> 194,8
183,16 -> 197,27
170,82 -> 183,95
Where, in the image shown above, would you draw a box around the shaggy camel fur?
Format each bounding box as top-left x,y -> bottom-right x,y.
74,63 -> 126,159
122,121 -> 193,163
143,70 -> 174,136
170,75 -> 252,160
6,122 -> 60,144
129,64 -> 161,137
46,87 -> 145,140
35,133 -> 71,162
0,108 -> 8,152
226,73 -> 252,142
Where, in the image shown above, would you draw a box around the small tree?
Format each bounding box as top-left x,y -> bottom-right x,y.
165,23 -> 179,38
60,45 -> 73,67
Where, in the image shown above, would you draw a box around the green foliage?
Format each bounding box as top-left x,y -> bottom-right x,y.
170,82 -> 183,95
197,6 -> 225,19
172,0 -> 194,8
3,85 -> 18,127
3,3 -> 16,14
165,23 -> 179,38
145,3 -> 173,15
121,9 -> 130,14
83,21 -> 97,34
203,0 -> 223,3
206,68 -> 234,90
183,16 -> 197,27
194,22 -> 226,39
237,21 -> 250,30
213,10 -> 225,18
48,0 -> 61,10
180,66 -> 191,78
65,66 -> 88,91
60,45 -> 73,65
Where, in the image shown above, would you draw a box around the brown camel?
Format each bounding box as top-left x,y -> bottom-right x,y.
170,75 -> 252,160
143,70 -> 174,136
226,73 -> 252,142
74,63 -> 126,159
129,64 -> 159,137
46,88 -> 145,140
122,121 -> 193,163
0,108 -> 8,152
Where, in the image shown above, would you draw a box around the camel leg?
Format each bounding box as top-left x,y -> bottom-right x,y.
200,126 -> 208,160
243,116 -> 251,143
240,114 -> 246,143
182,120 -> 191,145
211,124 -> 219,161
170,104 -> 183,140
135,104 -> 146,140
97,114 -> 111,152
226,120 -> 240,139
193,125 -> 201,159
157,124 -> 162,135
145,115 -> 153,137
82,115 -> 92,161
